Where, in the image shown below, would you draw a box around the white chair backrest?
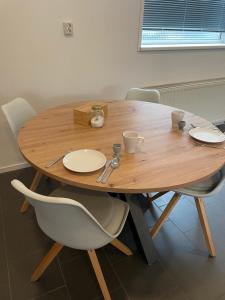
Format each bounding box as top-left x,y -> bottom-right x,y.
203,165 -> 225,196
1,98 -> 36,137
125,88 -> 160,103
11,180 -> 113,250
176,165 -> 225,197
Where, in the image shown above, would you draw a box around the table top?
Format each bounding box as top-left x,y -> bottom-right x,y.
18,100 -> 225,193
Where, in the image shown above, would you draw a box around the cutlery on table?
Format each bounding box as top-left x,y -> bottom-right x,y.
190,123 -> 221,131
98,144 -> 121,183
101,158 -> 120,184
96,160 -> 112,183
45,151 -> 70,168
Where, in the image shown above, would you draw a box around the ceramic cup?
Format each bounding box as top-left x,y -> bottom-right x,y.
122,131 -> 144,154
171,110 -> 185,129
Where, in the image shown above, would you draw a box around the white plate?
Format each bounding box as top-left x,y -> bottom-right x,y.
63,149 -> 106,173
189,127 -> 225,143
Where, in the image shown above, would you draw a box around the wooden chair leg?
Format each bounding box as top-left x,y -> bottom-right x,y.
146,191 -> 169,205
150,193 -> 181,238
20,171 -> 43,213
146,192 -> 153,200
110,239 -> 133,256
195,197 -> 216,257
87,250 -> 111,300
31,242 -> 63,282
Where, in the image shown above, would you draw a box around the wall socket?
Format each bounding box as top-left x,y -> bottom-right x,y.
63,22 -> 73,36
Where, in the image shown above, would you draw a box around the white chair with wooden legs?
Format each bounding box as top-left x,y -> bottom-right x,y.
1,98 -> 43,213
11,180 -> 132,300
125,88 -> 160,103
150,166 -> 225,257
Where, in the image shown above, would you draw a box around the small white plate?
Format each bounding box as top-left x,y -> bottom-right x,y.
63,149 -> 106,173
189,127 -> 225,143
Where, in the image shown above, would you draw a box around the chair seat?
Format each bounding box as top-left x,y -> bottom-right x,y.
50,185 -> 129,236
175,168 -> 224,197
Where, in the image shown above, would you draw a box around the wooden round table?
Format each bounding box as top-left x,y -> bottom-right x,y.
18,100 -> 225,193
18,100 -> 225,265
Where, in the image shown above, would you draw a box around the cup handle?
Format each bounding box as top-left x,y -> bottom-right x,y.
137,136 -> 144,144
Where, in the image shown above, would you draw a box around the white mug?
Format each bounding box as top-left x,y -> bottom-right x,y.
123,131 -> 144,154
171,110 -> 185,129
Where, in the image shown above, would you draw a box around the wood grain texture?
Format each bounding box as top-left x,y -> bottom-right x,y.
195,197 -> 216,257
150,192 -> 181,238
87,249 -> 111,300
18,100 -> 225,193
111,239 -> 133,256
31,242 -> 63,282
20,171 -> 43,213
146,191 -> 169,205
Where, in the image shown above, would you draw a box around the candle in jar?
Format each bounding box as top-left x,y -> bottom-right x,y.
91,115 -> 104,128
91,105 -> 105,128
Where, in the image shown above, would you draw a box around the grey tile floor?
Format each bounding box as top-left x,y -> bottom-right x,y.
0,168 -> 225,300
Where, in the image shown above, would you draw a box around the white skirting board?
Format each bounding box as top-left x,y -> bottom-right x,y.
0,161 -> 30,174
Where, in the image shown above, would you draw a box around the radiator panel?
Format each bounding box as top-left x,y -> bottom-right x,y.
147,79 -> 225,123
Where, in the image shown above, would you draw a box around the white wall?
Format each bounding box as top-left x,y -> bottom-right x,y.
1,0 -> 225,170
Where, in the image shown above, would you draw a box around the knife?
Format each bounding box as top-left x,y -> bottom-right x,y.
96,160 -> 112,183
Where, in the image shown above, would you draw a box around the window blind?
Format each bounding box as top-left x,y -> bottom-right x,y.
143,0 -> 225,33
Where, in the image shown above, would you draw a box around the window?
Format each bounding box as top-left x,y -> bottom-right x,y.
140,0 -> 225,50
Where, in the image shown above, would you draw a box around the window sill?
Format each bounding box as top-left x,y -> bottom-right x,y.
139,43 -> 225,51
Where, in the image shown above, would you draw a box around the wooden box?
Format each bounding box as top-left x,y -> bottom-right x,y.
73,102 -> 108,126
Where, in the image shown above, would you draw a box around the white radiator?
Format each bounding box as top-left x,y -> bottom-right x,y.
147,78 -> 225,123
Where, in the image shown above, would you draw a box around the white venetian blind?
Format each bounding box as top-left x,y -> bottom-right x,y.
142,0 -> 225,45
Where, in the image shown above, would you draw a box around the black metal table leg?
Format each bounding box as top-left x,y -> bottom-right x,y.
125,193 -> 158,265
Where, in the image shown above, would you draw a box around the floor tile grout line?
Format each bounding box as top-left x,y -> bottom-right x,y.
183,222 -> 201,235
147,200 -> 197,299
146,201 -> 193,296
0,171 -> 70,300
149,196 -> 208,299
161,215 -> 197,249
153,195 -> 201,237
0,194 -> 13,300
106,247 -> 129,267
28,284 -> 67,300
155,258 -> 191,300
92,286 -> 124,300
107,201 -> 191,299
1,169 -> 224,300
166,216 -> 198,236
59,252 -> 84,266
103,249 -> 131,299
182,227 -> 210,256
89,250 -> 127,300
58,248 -> 124,300
56,256 -> 72,300
106,245 -> 190,300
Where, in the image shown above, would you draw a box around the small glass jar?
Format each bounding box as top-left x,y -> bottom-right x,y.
91,105 -> 104,128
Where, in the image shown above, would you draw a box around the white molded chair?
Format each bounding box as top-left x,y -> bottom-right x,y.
1,98 -> 42,213
11,180 -> 132,300
125,88 -> 160,103
1,98 -> 36,136
150,166 -> 225,257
